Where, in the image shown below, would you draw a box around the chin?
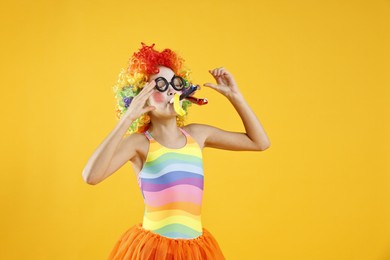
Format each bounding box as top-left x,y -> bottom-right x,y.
150,111 -> 177,119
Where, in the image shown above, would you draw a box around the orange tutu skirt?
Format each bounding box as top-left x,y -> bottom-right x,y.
107,223 -> 225,260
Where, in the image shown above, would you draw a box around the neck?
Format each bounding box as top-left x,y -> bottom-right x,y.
148,116 -> 180,137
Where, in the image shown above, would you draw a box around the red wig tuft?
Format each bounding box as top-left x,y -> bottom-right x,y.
127,43 -> 184,78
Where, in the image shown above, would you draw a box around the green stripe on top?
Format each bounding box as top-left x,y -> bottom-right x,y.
145,152 -> 202,168
153,223 -> 202,238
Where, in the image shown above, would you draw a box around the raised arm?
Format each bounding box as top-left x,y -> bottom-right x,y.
185,67 -> 270,151
82,81 -> 156,185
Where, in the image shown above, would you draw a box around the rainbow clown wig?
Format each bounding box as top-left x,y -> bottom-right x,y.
113,43 -> 193,135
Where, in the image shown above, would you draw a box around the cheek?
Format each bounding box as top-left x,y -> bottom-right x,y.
152,92 -> 165,103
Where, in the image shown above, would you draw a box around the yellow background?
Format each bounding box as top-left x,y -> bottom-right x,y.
1,0 -> 389,259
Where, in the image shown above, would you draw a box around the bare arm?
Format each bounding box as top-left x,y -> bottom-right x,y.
82,116 -> 134,185
185,67 -> 270,151
82,81 -> 156,185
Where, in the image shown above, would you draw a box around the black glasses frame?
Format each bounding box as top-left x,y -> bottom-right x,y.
154,75 -> 187,92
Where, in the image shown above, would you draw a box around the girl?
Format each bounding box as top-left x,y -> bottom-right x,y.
82,43 -> 270,259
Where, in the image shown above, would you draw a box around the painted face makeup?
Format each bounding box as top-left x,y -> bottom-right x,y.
151,92 -> 165,103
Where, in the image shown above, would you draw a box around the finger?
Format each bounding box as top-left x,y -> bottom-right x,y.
219,68 -> 228,75
138,81 -> 155,98
216,67 -> 229,77
209,69 -> 217,76
133,90 -> 152,107
203,82 -> 219,91
140,81 -> 150,90
145,84 -> 156,95
144,81 -> 156,91
213,67 -> 221,77
139,87 -> 155,103
216,77 -> 223,85
141,80 -> 155,91
223,72 -> 237,85
209,69 -> 218,79
142,106 -> 156,114
216,68 -> 222,77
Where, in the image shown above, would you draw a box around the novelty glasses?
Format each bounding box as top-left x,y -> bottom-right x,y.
154,75 -> 188,92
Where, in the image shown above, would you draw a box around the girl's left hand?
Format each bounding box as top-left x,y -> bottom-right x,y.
203,67 -> 240,98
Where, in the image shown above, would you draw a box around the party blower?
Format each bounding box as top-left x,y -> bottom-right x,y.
169,85 -> 208,116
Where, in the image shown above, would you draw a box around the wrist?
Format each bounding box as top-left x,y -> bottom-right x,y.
121,112 -> 135,124
227,91 -> 244,103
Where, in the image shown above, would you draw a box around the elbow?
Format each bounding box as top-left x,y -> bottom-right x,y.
254,141 -> 271,151
261,144 -> 270,151
261,141 -> 271,151
82,169 -> 98,185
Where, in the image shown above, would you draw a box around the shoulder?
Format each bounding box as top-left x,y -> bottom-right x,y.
183,123 -> 219,134
123,132 -> 150,158
182,123 -> 217,149
119,132 -> 150,172
123,132 -> 149,145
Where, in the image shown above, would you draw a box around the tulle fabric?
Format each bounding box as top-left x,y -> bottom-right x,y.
108,223 -> 225,260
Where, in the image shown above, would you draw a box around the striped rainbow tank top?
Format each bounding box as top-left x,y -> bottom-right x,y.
137,127 -> 204,239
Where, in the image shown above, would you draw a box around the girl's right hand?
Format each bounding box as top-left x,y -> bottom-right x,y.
123,81 -> 156,121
